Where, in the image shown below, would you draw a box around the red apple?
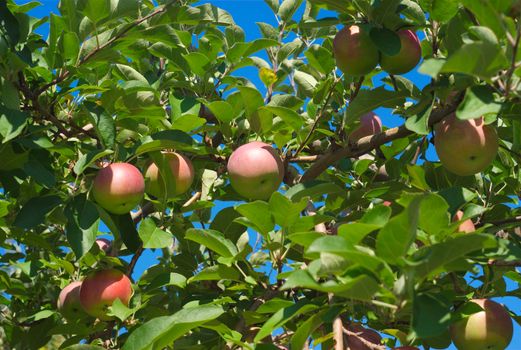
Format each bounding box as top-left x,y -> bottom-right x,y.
227,142 -> 284,200
450,299 -> 513,350
333,25 -> 379,76
95,238 -> 111,253
57,281 -> 87,321
144,152 -> 194,199
349,112 -> 382,143
346,323 -> 382,349
435,114 -> 499,176
380,30 -> 421,75
92,163 -> 145,214
80,269 -> 133,320
453,210 -> 475,233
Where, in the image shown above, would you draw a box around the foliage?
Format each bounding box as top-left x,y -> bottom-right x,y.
0,0 -> 521,349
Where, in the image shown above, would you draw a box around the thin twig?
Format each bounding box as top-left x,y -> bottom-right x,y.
182,191 -> 201,207
126,246 -> 144,278
343,327 -> 386,350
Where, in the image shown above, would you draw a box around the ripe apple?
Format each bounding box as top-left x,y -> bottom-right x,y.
380,30 -> 421,75
346,323 -> 382,349
57,281 -> 87,321
349,112 -> 382,143
95,238 -> 111,253
453,210 -> 475,233
92,163 -> 145,214
333,25 -> 379,76
80,269 -> 133,320
144,152 -> 195,199
227,141 -> 284,200
434,114 -> 498,176
450,298 -> 513,350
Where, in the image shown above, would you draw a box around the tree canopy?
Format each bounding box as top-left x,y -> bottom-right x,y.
1,0 -> 521,349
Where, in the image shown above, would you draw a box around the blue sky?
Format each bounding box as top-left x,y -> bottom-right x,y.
21,1 -> 521,349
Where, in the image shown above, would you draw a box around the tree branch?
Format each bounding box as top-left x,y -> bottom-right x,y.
299,98 -> 461,182
343,327 -> 386,350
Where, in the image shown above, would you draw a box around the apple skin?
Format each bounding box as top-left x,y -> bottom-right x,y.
80,269 -> 133,321
57,281 -> 87,321
333,25 -> 379,76
346,323 -> 382,350
144,152 -> 195,199
450,298 -> 513,350
227,142 -> 284,200
95,238 -> 111,253
349,112 -> 382,143
453,210 -> 476,233
434,114 -> 499,176
92,163 -> 145,214
380,30 -> 421,75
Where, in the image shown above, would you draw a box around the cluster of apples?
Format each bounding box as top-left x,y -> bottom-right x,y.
344,299 -> 512,350
333,24 -> 422,76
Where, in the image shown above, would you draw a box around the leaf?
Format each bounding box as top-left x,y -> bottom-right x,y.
60,31 -> 80,61
65,194 -> 99,259
0,105 -> 28,143
79,0 -> 109,22
238,86 -> 264,117
345,87 -> 407,121
285,180 -> 345,201
290,310 -> 325,350
98,209 -> 141,253
108,298 -> 136,322
419,0 -> 459,22
262,106 -> 304,130
73,149 -> 114,175
278,0 -> 304,21
138,218 -> 174,249
293,70 -> 317,97
235,201 -> 274,235
370,27 -> 401,56
183,52 -> 211,76
134,130 -> 194,156
405,97 -> 434,135
122,304 -> 224,350
376,195 -> 422,263
269,192 -> 308,229
63,346 -> 106,350
456,85 -> 502,120
437,187 -> 476,215
254,301 -> 318,342
189,265 -> 241,282
14,195 -> 62,230
412,294 -> 451,338
114,64 -> 148,84
205,101 -> 236,123
337,223 -> 381,245
461,0 -> 504,39
185,229 -> 238,258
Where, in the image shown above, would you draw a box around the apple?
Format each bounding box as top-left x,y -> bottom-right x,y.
80,269 -> 133,320
380,29 -> 421,75
450,298 -> 513,350
349,112 -> 382,143
227,141 -> 284,200
95,238 -> 111,253
434,114 -> 499,176
57,281 -> 87,321
333,25 -> 379,76
144,152 -> 195,199
453,210 -> 475,233
346,323 -> 382,349
92,162 -> 145,214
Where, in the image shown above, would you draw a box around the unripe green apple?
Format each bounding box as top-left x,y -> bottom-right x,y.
434,114 -> 498,176
333,25 -> 379,76
348,112 -> 382,143
380,30 -> 421,75
453,210 -> 475,233
92,163 -> 145,214
450,299 -> 513,350
80,269 -> 132,321
227,141 -> 284,200
144,152 -> 195,199
346,323 -> 382,349
57,281 -> 87,321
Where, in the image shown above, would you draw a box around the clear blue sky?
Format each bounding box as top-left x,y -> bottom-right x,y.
22,1 -> 521,349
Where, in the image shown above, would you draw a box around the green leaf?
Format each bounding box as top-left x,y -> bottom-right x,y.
285,180 -> 345,201
138,218 -> 174,249
63,346 -> 106,350
290,310 -> 325,350
235,201 -> 274,235
376,195 -> 422,263
114,64 -> 148,84
183,52 -> 211,76
418,193 -> 449,236
461,0 -> 504,39
405,98 -> 434,135
60,31 -> 80,61
14,195 -> 62,230
134,130 -> 194,156
108,298 -> 136,322
122,304 -> 224,350
412,294 -> 451,338
456,85 -> 502,120
79,0 -> 109,22
206,101 -> 236,123
262,106 -> 304,130
278,0 -> 304,21
185,229 -> 238,258
337,223 -> 381,245
345,87 -> 407,121
189,265 -> 241,282
293,70 -> 317,97
370,27 -> 401,56
238,86 -> 264,117
437,187 -> 476,215
98,209 -> 141,253
0,105 -> 28,143
269,192 -> 308,229
73,149 -> 114,175
65,194 -> 99,259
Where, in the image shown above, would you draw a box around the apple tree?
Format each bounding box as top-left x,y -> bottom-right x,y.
1,0 -> 521,349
